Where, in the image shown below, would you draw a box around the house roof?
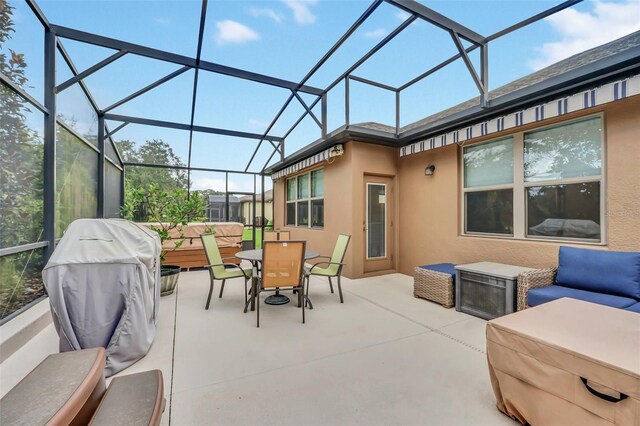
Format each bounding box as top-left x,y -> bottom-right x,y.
266,31 -> 640,175
238,189 -> 273,203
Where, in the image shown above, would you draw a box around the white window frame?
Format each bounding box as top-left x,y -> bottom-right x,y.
460,113 -> 606,244
285,168 -> 324,229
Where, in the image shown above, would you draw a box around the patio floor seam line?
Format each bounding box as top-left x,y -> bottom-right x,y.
343,290 -> 437,331
167,288 -> 180,425
169,329 -> 435,397
344,289 -> 486,354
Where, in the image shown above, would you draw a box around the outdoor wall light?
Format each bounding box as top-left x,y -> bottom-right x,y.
424,164 -> 436,176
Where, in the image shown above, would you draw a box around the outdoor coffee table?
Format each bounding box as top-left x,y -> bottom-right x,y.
487,298 -> 640,425
236,248 -> 319,308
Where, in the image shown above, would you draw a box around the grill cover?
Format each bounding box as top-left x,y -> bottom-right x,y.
487,298 -> 640,425
43,219 -> 161,377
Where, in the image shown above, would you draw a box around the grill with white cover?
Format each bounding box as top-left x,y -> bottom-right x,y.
43,219 -> 161,377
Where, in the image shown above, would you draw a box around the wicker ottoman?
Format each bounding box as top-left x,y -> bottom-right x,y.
414,263 -> 456,308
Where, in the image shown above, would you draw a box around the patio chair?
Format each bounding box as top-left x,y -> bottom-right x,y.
249,240 -> 306,327
201,233 -> 251,310
264,230 -> 278,241
305,234 -> 350,309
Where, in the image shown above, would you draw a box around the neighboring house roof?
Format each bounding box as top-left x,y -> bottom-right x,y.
238,189 -> 273,203
209,195 -> 239,203
266,31 -> 640,175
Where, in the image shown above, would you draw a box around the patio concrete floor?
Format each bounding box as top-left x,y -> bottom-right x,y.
1,270 -> 515,425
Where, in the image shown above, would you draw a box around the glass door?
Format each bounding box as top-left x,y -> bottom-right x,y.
364,176 -> 394,273
366,183 -> 387,259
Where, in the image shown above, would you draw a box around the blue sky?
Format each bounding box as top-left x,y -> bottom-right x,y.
4,0 -> 640,191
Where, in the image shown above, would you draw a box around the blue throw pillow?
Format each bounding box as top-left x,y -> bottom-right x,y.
556,246 -> 640,299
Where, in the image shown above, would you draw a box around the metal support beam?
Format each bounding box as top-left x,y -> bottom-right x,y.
225,172 -> 229,222
97,114 -> 105,217
487,0 -> 583,42
104,121 -> 129,139
349,75 -> 397,92
480,44 -> 489,107
327,16 -> 417,93
283,96 -> 321,139
50,24 -> 324,96
25,0 -> 50,28
244,95 -> 295,172
345,76 -> 350,126
103,113 -> 283,141
395,91 -> 400,134
43,29 -> 56,261
56,50 -> 127,93
0,73 -> 48,114
450,32 -> 486,100
124,162 -> 262,176
187,0 -> 208,197
321,94 -> 328,138
261,146 -> 279,173
384,0 -> 485,45
291,89 -> 322,128
398,0 -> 583,93
103,66 -> 190,113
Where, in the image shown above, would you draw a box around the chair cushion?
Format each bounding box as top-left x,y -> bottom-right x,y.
528,285 -> 636,309
624,302 -> 640,313
556,246 -> 640,299
418,263 -> 457,283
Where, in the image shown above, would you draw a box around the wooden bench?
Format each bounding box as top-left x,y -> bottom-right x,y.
0,348 -> 165,426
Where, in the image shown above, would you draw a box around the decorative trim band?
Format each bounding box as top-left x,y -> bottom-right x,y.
400,74 -> 640,157
271,147 -> 335,180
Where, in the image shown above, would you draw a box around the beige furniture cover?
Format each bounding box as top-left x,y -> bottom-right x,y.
140,222 -> 244,249
487,298 -> 640,425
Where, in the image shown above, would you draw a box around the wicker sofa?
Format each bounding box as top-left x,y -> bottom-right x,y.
517,246 -> 640,313
140,222 -> 244,269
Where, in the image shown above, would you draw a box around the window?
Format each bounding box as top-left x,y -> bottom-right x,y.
463,137 -> 514,235
286,168 -> 324,228
462,116 -> 604,242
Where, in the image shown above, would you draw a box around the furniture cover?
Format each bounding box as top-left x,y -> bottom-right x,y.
413,263 -> 456,308
487,298 -> 640,425
43,219 -> 161,377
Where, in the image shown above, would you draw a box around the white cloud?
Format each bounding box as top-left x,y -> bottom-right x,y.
214,20 -> 260,46
191,177 -> 253,193
528,0 -> 640,70
282,0 -> 318,25
363,28 -> 388,39
395,11 -> 411,21
248,7 -> 285,24
248,118 -> 270,129
153,17 -> 172,25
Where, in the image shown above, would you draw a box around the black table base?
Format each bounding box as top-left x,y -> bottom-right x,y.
265,294 -> 290,305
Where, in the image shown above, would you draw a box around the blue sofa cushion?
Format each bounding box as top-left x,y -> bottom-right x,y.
419,263 -> 456,284
556,246 -> 640,299
624,303 -> 640,313
528,286 -> 636,309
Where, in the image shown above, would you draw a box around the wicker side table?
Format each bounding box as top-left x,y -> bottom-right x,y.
413,263 -> 456,308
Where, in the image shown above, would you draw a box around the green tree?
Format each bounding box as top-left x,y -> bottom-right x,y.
118,138 -> 190,221
0,0 -> 46,319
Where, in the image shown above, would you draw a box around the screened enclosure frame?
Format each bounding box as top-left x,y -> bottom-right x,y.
0,0 -> 587,291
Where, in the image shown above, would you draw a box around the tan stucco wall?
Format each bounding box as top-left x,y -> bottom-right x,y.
396,96 -> 640,275
273,142 -> 398,278
273,96 -> 640,279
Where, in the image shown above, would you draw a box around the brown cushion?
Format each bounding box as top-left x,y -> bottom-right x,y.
0,347 -> 106,426
89,370 -> 164,426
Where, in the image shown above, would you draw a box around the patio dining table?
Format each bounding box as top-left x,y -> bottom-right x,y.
236,248 -> 319,309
